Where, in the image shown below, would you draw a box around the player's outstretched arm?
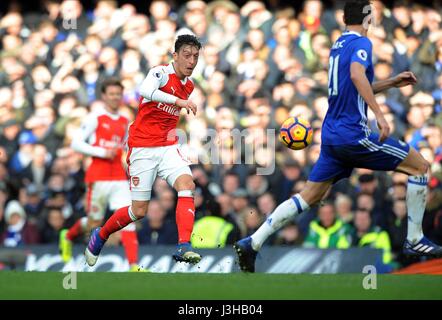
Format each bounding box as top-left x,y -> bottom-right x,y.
372,71 -> 417,94
71,116 -> 115,159
350,62 -> 390,142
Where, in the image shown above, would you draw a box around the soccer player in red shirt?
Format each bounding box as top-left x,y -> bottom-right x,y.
60,78 -> 144,271
85,34 -> 202,266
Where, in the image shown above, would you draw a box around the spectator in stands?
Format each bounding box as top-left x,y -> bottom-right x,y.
8,131 -> 36,177
356,173 -> 390,229
335,194 -> 354,224
243,206 -> 264,237
273,158 -> 303,203
0,200 -> 40,246
256,192 -> 276,217
21,183 -> 44,221
230,188 -> 250,236
221,171 -> 241,196
39,206 -> 65,243
303,202 -> 350,249
191,200 -> 237,248
0,119 -> 20,159
350,208 -> 393,270
19,144 -> 52,191
391,180 -> 408,201
246,171 -> 269,205
273,220 -> 303,246
56,0 -> 91,39
387,198 -> 408,265
137,200 -> 177,245
158,188 -> 177,222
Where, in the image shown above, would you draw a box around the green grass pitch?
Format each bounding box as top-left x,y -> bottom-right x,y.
1,272 -> 441,300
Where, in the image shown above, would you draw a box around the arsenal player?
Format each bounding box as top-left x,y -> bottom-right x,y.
85,34 -> 202,266
60,78 -> 144,272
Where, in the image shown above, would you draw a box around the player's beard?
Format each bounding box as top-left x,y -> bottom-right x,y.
184,67 -> 194,76
108,101 -> 120,112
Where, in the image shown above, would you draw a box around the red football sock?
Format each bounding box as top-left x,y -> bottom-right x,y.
176,196 -> 195,244
99,206 -> 135,240
66,217 -> 87,241
121,230 -> 139,266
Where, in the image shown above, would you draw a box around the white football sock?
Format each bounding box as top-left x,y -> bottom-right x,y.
406,174 -> 428,244
251,194 -> 310,251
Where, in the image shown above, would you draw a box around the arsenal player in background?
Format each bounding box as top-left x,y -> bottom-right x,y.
85,34 -> 203,266
60,78 -> 144,271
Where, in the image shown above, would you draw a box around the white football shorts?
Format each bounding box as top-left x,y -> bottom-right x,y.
126,144 -> 192,201
85,180 -> 135,231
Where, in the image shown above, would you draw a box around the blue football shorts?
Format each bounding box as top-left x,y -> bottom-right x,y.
309,133 -> 410,183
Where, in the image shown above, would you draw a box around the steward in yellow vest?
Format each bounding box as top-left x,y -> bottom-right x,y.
351,208 -> 392,264
303,202 -> 350,249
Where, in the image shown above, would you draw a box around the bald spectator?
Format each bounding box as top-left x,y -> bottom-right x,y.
335,194 -> 354,224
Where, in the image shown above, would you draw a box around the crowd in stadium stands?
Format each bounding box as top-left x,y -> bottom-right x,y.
0,0 -> 442,268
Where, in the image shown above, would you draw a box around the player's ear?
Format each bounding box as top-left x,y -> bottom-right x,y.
172,51 -> 178,62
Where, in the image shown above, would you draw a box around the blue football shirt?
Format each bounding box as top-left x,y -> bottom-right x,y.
322,31 -> 374,145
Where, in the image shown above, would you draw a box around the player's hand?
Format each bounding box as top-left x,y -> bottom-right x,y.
376,115 -> 390,143
104,148 -> 118,159
393,71 -> 417,88
176,99 -> 197,115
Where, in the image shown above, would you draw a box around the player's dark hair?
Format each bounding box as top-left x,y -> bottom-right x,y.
174,34 -> 202,53
101,77 -> 123,94
343,0 -> 372,25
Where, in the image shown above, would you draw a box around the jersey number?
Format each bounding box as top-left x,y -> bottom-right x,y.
328,55 -> 340,96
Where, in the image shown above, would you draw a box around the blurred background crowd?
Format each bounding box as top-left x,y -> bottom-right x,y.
0,0 -> 442,269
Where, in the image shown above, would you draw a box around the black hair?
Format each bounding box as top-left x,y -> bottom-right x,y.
174,34 -> 202,53
344,0 -> 372,25
319,200 -> 335,208
356,207 -> 371,214
358,173 -> 376,183
101,77 -> 123,94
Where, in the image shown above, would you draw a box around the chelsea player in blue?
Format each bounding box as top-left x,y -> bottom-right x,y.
234,0 -> 442,272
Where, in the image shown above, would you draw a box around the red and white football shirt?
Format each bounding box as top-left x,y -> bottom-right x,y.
72,109 -> 128,183
128,63 -> 194,147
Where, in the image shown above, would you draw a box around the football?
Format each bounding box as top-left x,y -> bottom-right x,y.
279,117 -> 313,150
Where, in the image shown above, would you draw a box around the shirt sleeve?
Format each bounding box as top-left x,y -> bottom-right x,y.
138,66 -> 178,105
350,37 -> 372,69
71,115 -> 108,158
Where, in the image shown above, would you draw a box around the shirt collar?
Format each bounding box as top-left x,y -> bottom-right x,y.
343,30 -> 362,37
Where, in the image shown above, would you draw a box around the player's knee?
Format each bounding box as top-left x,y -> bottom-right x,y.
310,194 -> 324,206
300,191 -> 321,207
176,179 -> 195,192
416,159 -> 430,176
187,180 -> 196,191
131,203 -> 148,218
